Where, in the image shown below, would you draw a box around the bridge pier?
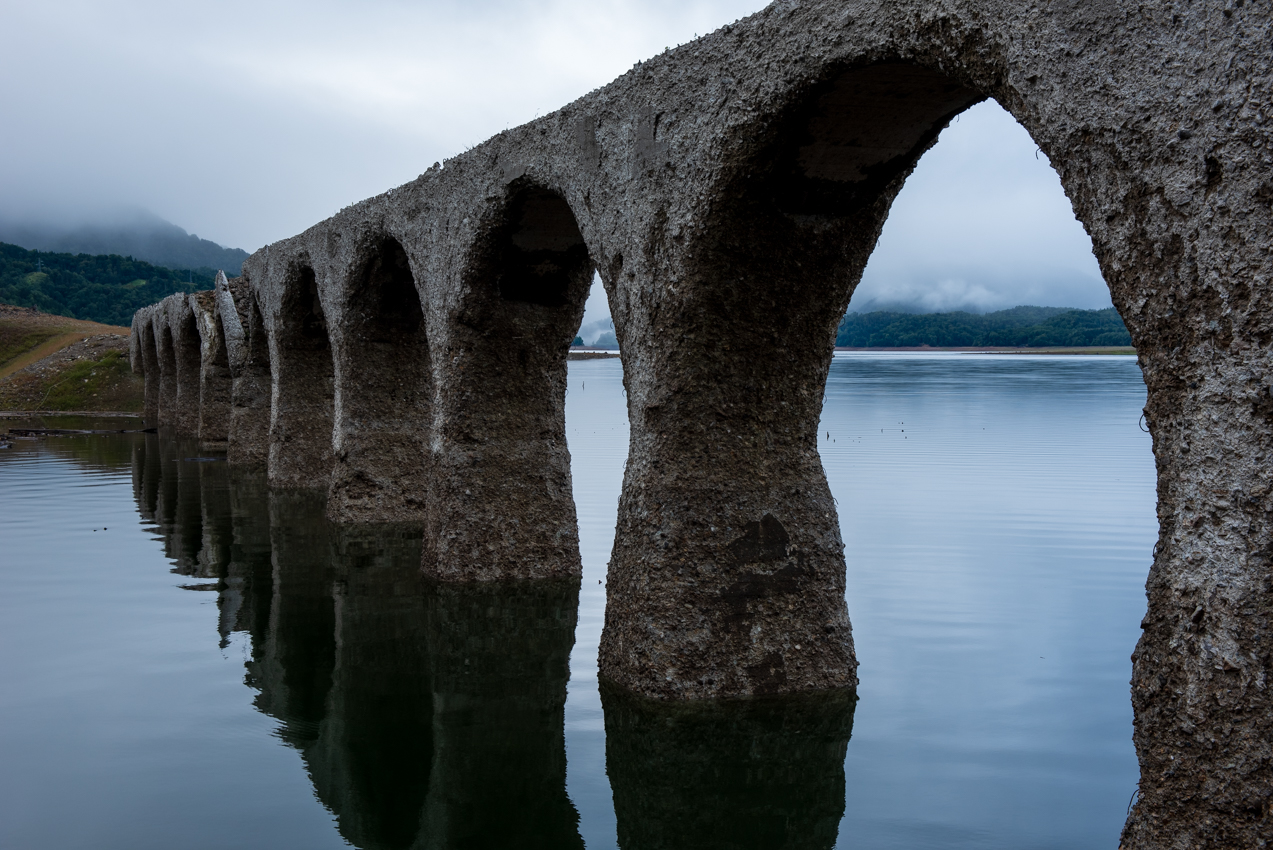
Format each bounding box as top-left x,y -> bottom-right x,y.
193,286 -> 233,448
154,315 -> 178,429
268,262 -> 335,488
225,279 -> 271,467
423,182 -> 591,580
166,299 -> 203,437
596,239 -> 864,699
138,315 -> 160,426
326,236 -> 432,523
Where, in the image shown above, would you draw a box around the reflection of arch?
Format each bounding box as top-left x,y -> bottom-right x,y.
269,262 -> 335,488
228,283 -> 272,467
426,181 -> 592,579
328,235 -> 432,523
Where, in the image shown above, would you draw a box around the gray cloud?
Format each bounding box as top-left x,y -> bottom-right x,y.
1,2 -> 1107,316
0,0 -> 766,250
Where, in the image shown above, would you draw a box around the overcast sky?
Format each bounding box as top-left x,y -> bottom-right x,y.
1,0 -> 1109,321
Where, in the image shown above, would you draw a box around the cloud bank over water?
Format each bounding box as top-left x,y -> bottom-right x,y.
848,101 -> 1109,314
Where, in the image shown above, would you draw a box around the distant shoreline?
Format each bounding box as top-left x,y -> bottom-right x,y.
834,346 -> 1136,355
570,347 -> 1135,357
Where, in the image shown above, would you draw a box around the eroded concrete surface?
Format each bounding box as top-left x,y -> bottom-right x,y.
131,1 -> 1272,844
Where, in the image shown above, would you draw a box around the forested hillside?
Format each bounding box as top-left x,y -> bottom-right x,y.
836,306 -> 1131,348
0,243 -> 214,326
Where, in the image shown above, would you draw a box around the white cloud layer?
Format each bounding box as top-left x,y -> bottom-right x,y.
850,101 -> 1109,313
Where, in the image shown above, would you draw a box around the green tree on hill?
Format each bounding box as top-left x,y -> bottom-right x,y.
835,305 -> 1131,348
0,243 -> 216,326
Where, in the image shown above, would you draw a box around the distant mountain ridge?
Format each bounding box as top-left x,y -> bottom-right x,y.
836,306 -> 1132,348
0,211 -> 248,275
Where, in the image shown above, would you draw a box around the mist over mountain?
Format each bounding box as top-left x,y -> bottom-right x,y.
0,209 -> 248,275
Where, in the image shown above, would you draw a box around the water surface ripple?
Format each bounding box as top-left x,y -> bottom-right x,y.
0,354 -> 1155,849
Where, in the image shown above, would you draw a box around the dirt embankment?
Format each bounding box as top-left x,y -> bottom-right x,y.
0,304 -> 142,413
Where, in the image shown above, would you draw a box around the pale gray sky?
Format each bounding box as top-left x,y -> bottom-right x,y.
1,0 -> 1108,319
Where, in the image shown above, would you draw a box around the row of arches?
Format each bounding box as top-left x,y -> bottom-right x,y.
124,1 -> 1273,837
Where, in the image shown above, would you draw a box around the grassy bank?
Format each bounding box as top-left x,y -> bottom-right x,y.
0,303 -> 142,412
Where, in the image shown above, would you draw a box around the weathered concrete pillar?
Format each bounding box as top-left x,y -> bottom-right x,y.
193,278 -> 233,448
599,65 -> 983,700
425,182 -> 591,579
602,686 -> 855,850
1114,196 -> 1273,849
418,578 -> 584,849
154,314 -> 178,428
268,263 -> 336,488
137,313 -> 160,427
327,236 -> 432,523
226,279 -> 271,467
166,297 -> 203,437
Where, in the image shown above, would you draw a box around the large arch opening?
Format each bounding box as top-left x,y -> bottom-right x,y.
328,235 -> 432,523
425,180 -> 592,580
269,262 -> 335,489
228,287 -> 273,467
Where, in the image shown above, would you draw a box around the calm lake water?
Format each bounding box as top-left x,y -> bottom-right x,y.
0,353 -> 1155,849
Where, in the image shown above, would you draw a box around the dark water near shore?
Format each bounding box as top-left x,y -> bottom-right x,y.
0,354 -> 1154,849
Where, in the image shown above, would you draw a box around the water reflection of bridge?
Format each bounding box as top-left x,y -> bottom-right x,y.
129,433 -> 856,850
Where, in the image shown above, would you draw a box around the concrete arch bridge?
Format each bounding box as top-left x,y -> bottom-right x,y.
130,2 -> 1272,845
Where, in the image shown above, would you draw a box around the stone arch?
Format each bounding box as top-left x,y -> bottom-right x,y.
197,293 -> 233,447
328,234 -> 432,523
138,315 -> 160,426
599,61 -> 995,702
155,316 -> 178,429
425,180 -> 593,579
269,260 -> 336,488
171,302 -> 203,437
228,284 -> 272,467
